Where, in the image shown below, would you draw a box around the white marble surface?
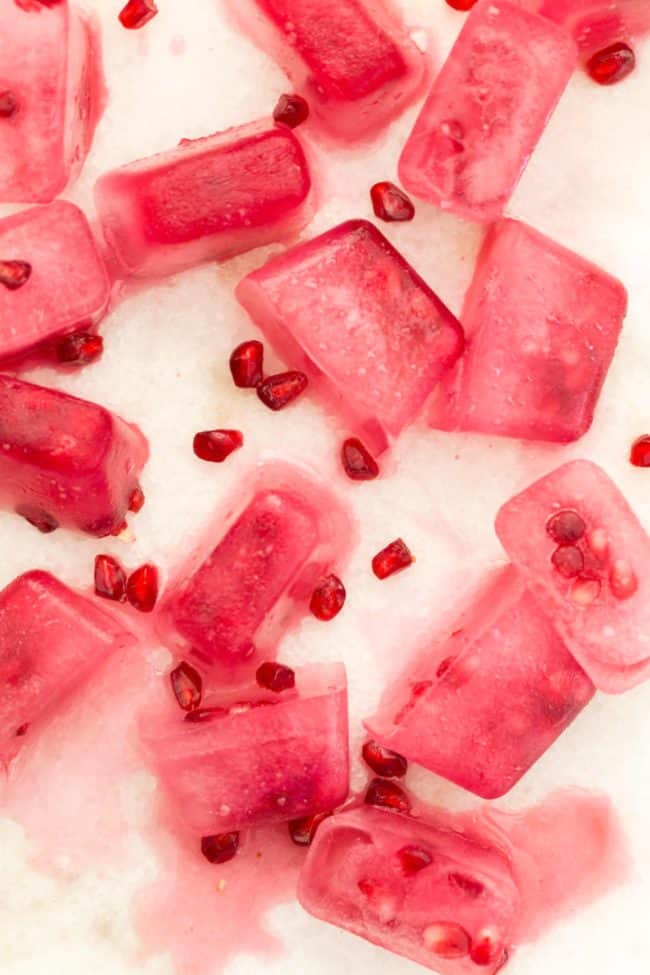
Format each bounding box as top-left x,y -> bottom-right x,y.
0,0 -> 649,973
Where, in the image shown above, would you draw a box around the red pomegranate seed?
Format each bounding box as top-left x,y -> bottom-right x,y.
0,260 -> 31,291
193,429 -> 243,463
445,0 -> 477,9
551,544 -> 584,579
0,91 -> 19,118
126,563 -> 159,613
273,93 -> 310,129
448,871 -> 485,899
229,339 -> 264,388
610,560 -> 638,600
185,707 -> 227,724
257,371 -> 308,411
546,509 -> 586,545
396,844 -> 433,875
362,740 -> 408,778
470,928 -> 503,966
341,438 -> 380,481
94,554 -> 127,602
370,181 -> 415,222
118,0 -> 158,29
255,661 -> 296,693
55,332 -> 103,366
16,505 -> 58,533
413,680 -> 432,696
288,811 -> 332,846
570,575 -> 601,606
423,922 -> 471,958
587,42 -> 635,86
364,777 -> 411,813
129,486 -> 145,513
200,831 -> 240,864
170,660 -> 203,712
436,656 -> 455,678
372,538 -> 414,579
310,574 -> 346,621
630,435 -> 650,468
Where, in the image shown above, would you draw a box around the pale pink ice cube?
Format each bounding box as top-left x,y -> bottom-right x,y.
496,460 -> 650,693
430,219 -> 627,443
365,566 -> 595,798
536,0 -> 650,51
398,0 -> 576,223
94,119 -> 313,278
0,202 -> 110,364
237,220 -> 464,454
225,0 -> 427,141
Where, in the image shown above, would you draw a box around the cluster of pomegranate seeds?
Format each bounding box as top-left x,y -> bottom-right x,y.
362,739 -> 407,778
126,563 -> 159,613
372,538 -> 414,580
630,434 -> 650,467
229,339 -> 264,388
257,370 -> 308,411
587,43 -> 636,86
0,91 -> 19,119
94,554 -> 127,602
118,0 -> 158,30
341,438 -> 379,481
55,332 -> 103,366
255,661 -> 296,693
273,93 -> 310,129
129,486 -> 145,513
395,844 -> 433,875
423,922 -> 471,959
0,259 -> 31,290
193,429 -> 243,463
16,505 -> 58,534
288,811 -> 332,847
170,660 -> 203,712
309,574 -> 346,621
200,831 -> 240,865
364,777 -> 411,812
370,181 -> 415,222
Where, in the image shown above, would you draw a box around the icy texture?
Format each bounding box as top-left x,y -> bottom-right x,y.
535,0 -> 650,51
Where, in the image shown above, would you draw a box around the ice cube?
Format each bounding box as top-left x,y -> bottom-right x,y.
536,0 -> 650,52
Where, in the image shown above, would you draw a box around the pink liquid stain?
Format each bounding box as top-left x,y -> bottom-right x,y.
170,34 -> 186,56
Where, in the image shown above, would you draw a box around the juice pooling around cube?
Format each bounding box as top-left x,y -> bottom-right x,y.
430,219 -> 627,443
95,119 -> 313,278
0,202 -> 110,364
142,663 -> 349,834
237,220 -> 464,454
226,0 -> 427,141
365,566 -> 595,799
0,375 -> 148,537
298,805 -> 519,973
0,0 -> 102,203
536,0 -> 650,51
496,460 -> 650,693
398,0 -> 576,223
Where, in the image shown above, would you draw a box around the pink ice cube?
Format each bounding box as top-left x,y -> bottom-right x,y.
429,219 -> 627,443
142,662 -> 349,834
298,805 -> 518,973
225,0 -> 427,141
535,0 -> 650,51
159,462 -> 351,671
94,119 -> 313,278
0,374 -> 148,537
0,570 -> 134,763
0,202 -> 110,364
496,460 -> 650,693
237,220 -> 464,454
0,0 -> 103,203
398,0 -> 576,223
365,566 -> 595,799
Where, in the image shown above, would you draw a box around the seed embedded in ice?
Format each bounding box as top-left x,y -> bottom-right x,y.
257,371 -> 308,410
396,844 -> 433,875
448,871 -> 485,899
0,260 -> 31,290
551,544 -> 584,579
609,560 -> 638,600
256,661 -> 296,693
126,563 -> 159,613
229,340 -> 264,388
310,574 -> 346,621
56,332 -> 103,366
372,538 -> 414,579
119,0 -> 158,30
0,91 -> 19,118
288,811 -> 332,846
129,486 -> 145,513
470,927 -> 503,966
423,922 -> 471,958
16,505 -> 58,533
193,429 -> 243,463
185,707 -> 228,724
630,435 -> 650,468
273,93 -> 309,129
546,509 -> 586,545
170,660 -> 203,712
445,0 -> 478,10
586,527 -> 609,559
94,554 -> 127,602
200,831 -> 240,864
341,438 -> 380,481
570,576 -> 601,606
364,777 -> 411,812
370,182 -> 415,222
362,740 -> 408,778
587,43 -> 636,86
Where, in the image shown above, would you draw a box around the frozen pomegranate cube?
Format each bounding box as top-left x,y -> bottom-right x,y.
159,462 -> 351,671
430,219 -> 627,443
225,0 -> 427,141
0,0 -> 102,203
94,119 -> 313,278
141,663 -> 349,834
496,460 -> 650,693
0,202 -> 110,364
237,220 -> 464,454
536,0 -> 650,51
0,570 -> 134,763
365,566 -> 595,798
398,0 -> 576,223
298,805 -> 518,973
0,374 -> 148,537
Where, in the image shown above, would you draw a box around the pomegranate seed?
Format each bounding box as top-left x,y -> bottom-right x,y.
16,505 -> 58,533
396,844 -> 433,875
288,811 -> 332,846
372,538 -> 414,579
587,528 -> 609,560
257,371 -> 308,411
364,777 -> 411,813
341,438 -> 380,481
448,871 -> 485,899
55,332 -> 103,366
126,564 -> 159,613
630,435 -> 650,468
0,260 -> 31,291
423,922 -> 471,958
15,723 -> 29,737
310,574 -> 346,621
273,93 -> 310,129
200,831 -> 239,864
413,680 -> 432,696
255,661 -> 295,693
610,560 -> 638,600
129,486 -> 145,513
94,554 -> 127,602
445,0 -> 477,9
436,656 -> 454,678
587,42 -> 635,86
546,509 -> 586,544
118,0 -> 158,29
551,544 -> 584,579
370,181 -> 415,222
170,661 -> 203,712
570,576 -> 601,606
193,429 -> 243,463
229,339 -> 264,388
229,699 -> 276,715
0,91 -> 19,118
470,928 -> 503,966
357,879 -> 399,922
362,740 -> 407,778
185,707 -> 227,724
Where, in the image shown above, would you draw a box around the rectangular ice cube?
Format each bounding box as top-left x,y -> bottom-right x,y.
430,219 -> 627,443
398,0 -> 576,223
536,0 -> 650,50
237,220 -> 464,454
94,119 -> 313,278
496,460 -> 650,693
